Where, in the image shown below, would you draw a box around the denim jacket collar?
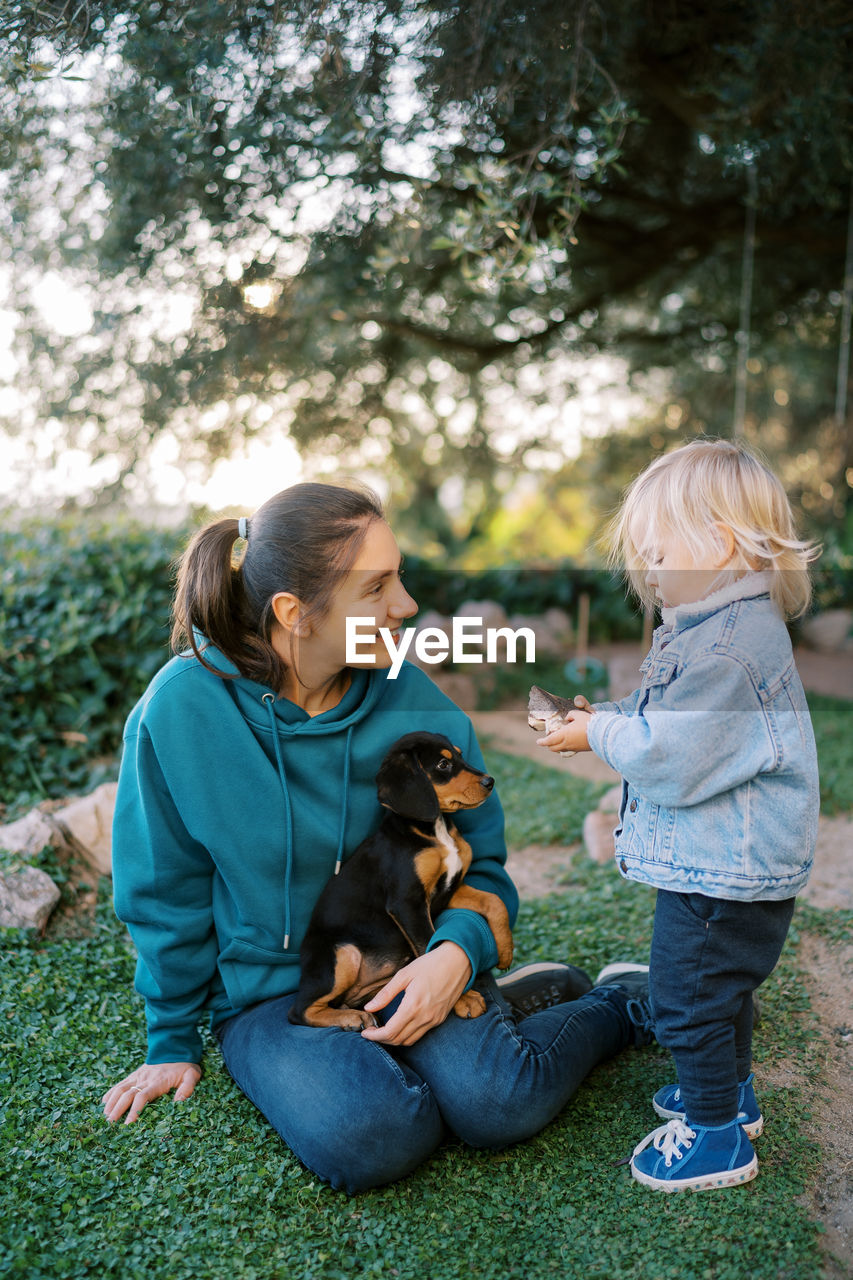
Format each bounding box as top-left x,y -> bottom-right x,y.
660,570 -> 774,633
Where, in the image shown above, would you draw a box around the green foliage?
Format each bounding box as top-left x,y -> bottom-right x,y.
0,871 -> 837,1280
402,555 -> 642,636
1,1 -> 850,542
807,692 -> 853,815
0,514 -> 186,807
0,514 -> 643,811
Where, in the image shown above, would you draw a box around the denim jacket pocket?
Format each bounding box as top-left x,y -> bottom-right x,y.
621,791 -> 675,864
666,788 -> 751,878
638,654 -> 679,708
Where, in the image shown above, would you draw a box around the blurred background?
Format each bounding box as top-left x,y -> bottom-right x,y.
1,0 -> 851,805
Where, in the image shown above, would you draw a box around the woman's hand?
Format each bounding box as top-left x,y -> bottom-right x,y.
360,943 -> 472,1047
102,1061 -> 201,1125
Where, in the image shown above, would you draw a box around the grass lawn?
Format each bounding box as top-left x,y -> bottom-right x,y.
1,694 -> 850,1280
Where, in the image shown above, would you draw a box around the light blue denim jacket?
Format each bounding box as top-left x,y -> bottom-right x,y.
587,572 -> 819,901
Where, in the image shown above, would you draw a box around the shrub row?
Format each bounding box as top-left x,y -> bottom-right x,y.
399,556 -> 643,636
1,515 -> 185,809
1,512 -> 847,811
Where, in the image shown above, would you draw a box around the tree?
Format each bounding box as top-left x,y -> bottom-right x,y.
1,0 -> 850,549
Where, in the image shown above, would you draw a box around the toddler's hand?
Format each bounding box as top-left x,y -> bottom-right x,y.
537,709 -> 592,754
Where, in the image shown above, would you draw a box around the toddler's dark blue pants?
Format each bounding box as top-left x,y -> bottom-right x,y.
649,889 -> 796,1127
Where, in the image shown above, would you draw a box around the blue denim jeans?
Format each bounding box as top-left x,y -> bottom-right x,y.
649,890 -> 796,1127
215,976 -> 636,1193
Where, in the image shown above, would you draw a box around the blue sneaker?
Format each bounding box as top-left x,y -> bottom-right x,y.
652,1072 -> 764,1139
630,1117 -> 758,1192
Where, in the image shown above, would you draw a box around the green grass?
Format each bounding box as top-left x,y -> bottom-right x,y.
807,692 -> 853,814
485,747 -> 609,849
1,857 -> 845,1280
2,693 -> 849,1280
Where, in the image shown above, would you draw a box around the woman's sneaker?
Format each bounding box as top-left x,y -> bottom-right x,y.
652,1073 -> 764,1140
630,1117 -> 758,1192
594,963 -> 655,1046
495,962 -> 592,1018
594,962 -> 650,999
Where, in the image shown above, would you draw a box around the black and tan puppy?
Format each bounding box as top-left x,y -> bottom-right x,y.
289,731 -> 513,1030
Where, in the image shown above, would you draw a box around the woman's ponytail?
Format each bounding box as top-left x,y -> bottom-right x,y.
170,482 -> 384,690
171,519 -> 256,676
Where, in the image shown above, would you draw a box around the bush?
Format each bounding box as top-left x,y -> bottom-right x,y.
0,517 -> 645,811
3,511 -> 843,813
0,514 -> 187,808
400,556 -> 644,639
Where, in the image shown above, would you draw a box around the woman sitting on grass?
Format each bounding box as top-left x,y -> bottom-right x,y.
103,481 -> 651,1193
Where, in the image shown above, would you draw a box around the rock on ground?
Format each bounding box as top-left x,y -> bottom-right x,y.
52,782 -> 118,878
0,864 -> 61,931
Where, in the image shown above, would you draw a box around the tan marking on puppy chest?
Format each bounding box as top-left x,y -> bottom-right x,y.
453,829 -> 473,876
414,817 -> 464,894
414,845 -> 443,894
433,814 -> 463,885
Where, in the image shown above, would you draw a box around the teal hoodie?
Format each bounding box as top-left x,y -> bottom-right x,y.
112,648 -> 516,1064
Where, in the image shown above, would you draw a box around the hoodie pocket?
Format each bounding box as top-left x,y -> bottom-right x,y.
217,937 -> 302,1009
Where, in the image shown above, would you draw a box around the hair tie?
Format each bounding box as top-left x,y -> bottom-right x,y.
238,516 -> 248,541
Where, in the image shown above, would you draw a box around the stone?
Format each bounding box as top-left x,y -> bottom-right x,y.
542,607 -> 573,644
598,784 -> 624,813
0,810 -> 62,861
581,784 -> 622,864
607,652 -> 644,701
457,599 -> 509,630
0,863 -> 61,932
507,613 -> 566,660
583,810 -> 617,864
800,609 -> 853,654
53,782 -> 118,877
431,672 -> 479,713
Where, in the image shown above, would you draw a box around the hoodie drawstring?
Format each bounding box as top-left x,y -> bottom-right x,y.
263,696 -> 355,948
264,693 -> 294,950
335,726 -> 353,876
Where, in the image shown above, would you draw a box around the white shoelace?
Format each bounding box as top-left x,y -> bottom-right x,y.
632,1118 -> 696,1167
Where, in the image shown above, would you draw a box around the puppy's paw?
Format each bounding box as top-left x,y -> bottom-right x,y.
453,990 -> 486,1019
496,938 -> 514,970
336,1009 -> 379,1031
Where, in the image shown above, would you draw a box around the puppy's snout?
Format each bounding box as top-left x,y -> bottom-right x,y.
481,775 -> 494,793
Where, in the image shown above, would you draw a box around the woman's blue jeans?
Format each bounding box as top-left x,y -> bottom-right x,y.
215,976 -> 636,1193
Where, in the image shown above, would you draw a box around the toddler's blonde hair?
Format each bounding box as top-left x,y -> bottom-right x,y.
607,438 -> 819,619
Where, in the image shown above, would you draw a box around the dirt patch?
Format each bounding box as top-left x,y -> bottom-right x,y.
505,842 -> 852,1277
505,843 -> 580,900
764,932 -> 853,1278
801,815 -> 853,913
800,933 -> 853,1277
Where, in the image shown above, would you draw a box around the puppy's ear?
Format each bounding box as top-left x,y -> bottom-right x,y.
377,751 -> 440,822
